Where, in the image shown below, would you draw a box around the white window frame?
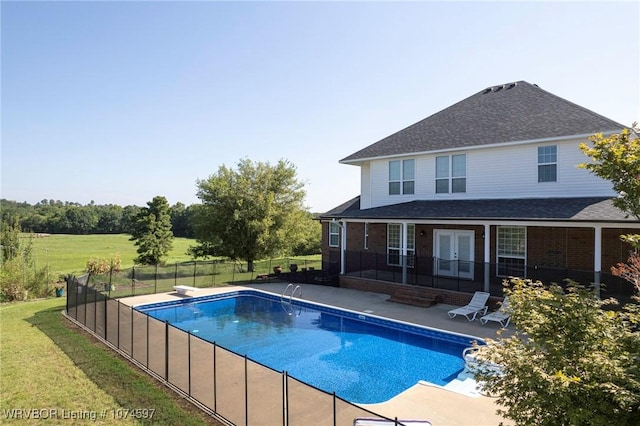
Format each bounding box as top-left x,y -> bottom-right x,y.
389,159 -> 415,195
329,222 -> 340,247
435,154 -> 466,194
387,223 -> 415,267
538,145 -> 557,183
496,226 -> 526,277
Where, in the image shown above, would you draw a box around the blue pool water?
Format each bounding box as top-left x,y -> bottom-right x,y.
136,291 -> 476,404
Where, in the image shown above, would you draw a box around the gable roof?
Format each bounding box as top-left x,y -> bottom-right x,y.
320,196 -> 638,224
340,81 -> 626,163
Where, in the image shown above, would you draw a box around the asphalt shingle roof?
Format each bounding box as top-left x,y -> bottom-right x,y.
340,81 -> 626,163
320,197 -> 638,223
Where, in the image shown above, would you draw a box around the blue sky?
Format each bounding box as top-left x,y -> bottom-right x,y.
2,1 -> 638,212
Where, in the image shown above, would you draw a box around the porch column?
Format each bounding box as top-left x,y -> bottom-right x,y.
401,222 -> 408,284
484,223 -> 491,293
593,225 -> 602,298
340,220 -> 347,275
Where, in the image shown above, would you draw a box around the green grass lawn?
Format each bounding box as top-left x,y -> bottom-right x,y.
0,298 -> 221,425
29,234 -> 197,277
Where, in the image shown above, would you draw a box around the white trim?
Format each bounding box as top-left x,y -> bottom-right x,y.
326,218 -> 639,229
339,131 -> 621,165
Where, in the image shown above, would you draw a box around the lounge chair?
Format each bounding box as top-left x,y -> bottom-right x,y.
447,291 -> 490,321
480,296 -> 511,327
354,418 -> 432,426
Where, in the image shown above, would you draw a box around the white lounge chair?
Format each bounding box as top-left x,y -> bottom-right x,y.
447,291 -> 490,321
354,418 -> 432,426
480,296 -> 511,327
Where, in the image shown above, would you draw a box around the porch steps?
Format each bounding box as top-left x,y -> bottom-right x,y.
388,286 -> 444,308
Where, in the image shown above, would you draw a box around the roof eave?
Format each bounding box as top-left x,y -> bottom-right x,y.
339,130 -> 623,165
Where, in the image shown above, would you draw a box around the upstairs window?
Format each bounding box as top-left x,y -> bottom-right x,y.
436,154 -> 466,193
329,222 -> 340,247
538,145 -> 557,182
389,159 -> 415,195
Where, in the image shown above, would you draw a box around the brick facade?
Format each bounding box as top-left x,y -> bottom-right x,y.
323,221 -> 639,275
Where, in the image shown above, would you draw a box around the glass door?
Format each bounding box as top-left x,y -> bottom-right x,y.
434,230 -> 474,280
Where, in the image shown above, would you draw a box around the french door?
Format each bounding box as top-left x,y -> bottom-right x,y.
434,230 -> 475,280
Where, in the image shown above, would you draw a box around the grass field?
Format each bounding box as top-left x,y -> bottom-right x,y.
29,234 -> 198,277
0,297 -> 221,425
28,234 -> 322,293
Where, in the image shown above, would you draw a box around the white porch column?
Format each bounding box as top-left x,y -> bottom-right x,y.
484,223 -> 491,293
340,220 -> 347,275
402,222 -> 408,284
594,225 -> 602,297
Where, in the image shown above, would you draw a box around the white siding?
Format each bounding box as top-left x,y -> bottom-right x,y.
360,164 -> 371,209
364,137 -> 615,208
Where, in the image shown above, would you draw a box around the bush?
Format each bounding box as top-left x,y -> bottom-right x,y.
86,253 -> 121,275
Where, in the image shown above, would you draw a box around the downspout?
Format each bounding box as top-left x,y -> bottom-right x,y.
340,220 -> 347,275
402,222 -> 408,284
332,219 -> 346,275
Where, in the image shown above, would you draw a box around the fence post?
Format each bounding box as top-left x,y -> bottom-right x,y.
130,306 -> 134,358
164,320 -> 169,381
132,266 -> 136,297
146,314 -> 149,369
155,264 -> 158,294
174,263 -> 178,287
245,355 -> 248,426
332,392 -> 337,426
284,372 -> 289,426
116,300 -> 120,349
104,292 -> 108,340
213,342 -> 217,412
193,261 -> 197,287
188,332 -> 192,397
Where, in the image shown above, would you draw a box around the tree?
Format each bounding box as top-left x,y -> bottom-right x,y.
0,217 -> 52,301
129,196 -> 173,265
169,202 -> 196,238
472,279 -> 640,426
579,123 -> 640,221
191,159 -> 308,271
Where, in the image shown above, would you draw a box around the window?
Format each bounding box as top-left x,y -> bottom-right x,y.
387,223 -> 415,266
435,154 -> 466,193
389,159 -> 415,195
538,145 -> 557,182
364,223 -> 369,250
329,222 -> 340,247
497,226 -> 526,277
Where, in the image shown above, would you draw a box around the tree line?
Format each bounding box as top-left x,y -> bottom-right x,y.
0,199 -> 198,238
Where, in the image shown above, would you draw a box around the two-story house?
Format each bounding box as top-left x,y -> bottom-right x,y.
319,81 -> 639,303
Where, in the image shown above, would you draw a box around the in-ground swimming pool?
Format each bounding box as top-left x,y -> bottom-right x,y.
136,290 -> 479,404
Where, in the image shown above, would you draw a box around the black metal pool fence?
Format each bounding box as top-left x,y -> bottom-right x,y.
64,276 -> 409,426
85,257 -> 335,298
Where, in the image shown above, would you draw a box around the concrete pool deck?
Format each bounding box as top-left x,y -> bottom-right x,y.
119,283 -> 513,426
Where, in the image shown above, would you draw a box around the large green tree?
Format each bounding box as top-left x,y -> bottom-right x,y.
129,196 -> 173,265
191,159 -> 310,271
580,123 -> 640,221
473,279 -> 640,426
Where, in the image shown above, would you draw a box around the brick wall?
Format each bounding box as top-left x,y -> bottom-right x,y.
322,221 -> 640,274
339,275 -> 503,308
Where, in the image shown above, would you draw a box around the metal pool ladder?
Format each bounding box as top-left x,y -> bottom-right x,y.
281,283 -> 302,302
281,284 -> 302,316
